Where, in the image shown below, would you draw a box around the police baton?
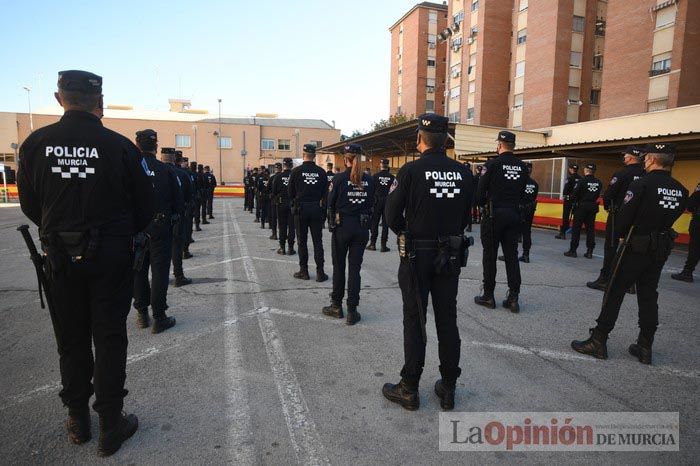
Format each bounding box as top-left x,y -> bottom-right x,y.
602,225 -> 635,310
17,224 -> 47,309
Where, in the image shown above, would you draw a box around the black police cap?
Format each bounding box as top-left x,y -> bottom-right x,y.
496,130 -> 516,144
343,144 -> 363,155
136,129 -> 158,150
380,159 -> 389,165
643,142 -> 676,154
283,157 -> 293,166
416,113 -> 449,133
622,146 -> 642,156
586,163 -> 597,171
57,70 -> 102,94
303,144 -> 316,154
204,165 -> 210,170
275,162 -> 283,168
463,162 -> 471,169
570,163 -> 579,170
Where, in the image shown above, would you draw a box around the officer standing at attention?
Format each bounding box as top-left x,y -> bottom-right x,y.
178,155 -> 195,258
382,114 -> 472,411
520,162 -> 539,263
572,144 -> 688,364
268,162 -> 282,240
587,147 -> 645,290
133,130 -> 181,334
243,168 -> 253,212
671,180 -> 700,282
474,131 -> 528,313
257,168 -> 270,229
323,144 -> 373,323
196,164 -> 209,225
203,165 -> 216,220
556,163 -> 582,240
189,162 -> 202,231
564,163 -> 602,259
289,144 -> 328,280
326,162 -> 335,181
272,158 -> 296,255
471,165 -> 482,227
367,158 -> 395,252
163,149 -> 193,287
17,70 -> 153,456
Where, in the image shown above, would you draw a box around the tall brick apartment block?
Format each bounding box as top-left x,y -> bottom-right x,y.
389,2 -> 449,118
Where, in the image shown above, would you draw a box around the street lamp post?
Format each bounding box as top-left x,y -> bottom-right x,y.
23,86 -> 33,131
218,99 -> 222,185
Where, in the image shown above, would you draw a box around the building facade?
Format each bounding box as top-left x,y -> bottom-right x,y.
389,2 -> 449,118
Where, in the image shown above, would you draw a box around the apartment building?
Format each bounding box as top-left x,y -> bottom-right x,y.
389,2 -> 449,117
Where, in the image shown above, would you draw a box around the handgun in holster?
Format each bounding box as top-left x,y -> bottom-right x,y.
132,232 -> 150,271
359,214 -> 370,229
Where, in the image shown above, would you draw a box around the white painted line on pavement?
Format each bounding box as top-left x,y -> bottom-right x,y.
230,204 -> 329,465
183,256 -> 242,272
252,256 -> 297,265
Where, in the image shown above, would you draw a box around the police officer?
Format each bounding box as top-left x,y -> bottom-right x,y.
572,143 -> 688,364
323,144 -> 373,323
564,163 -> 602,259
163,149 -> 193,287
471,165 -> 482,227
268,163 -> 282,240
520,162 -> 539,263
133,130 -> 181,335
382,114 -> 472,411
196,164 -> 209,225
326,162 -> 335,181
257,168 -> 270,228
17,70 -> 152,456
244,168 -> 254,212
189,162 -> 202,231
474,131 -> 528,313
179,156 -> 195,258
587,147 -> 645,290
203,165 -> 216,220
289,144 -> 328,280
671,181 -> 699,282
272,158 -> 296,255
367,158 -> 395,252
556,163 -> 582,240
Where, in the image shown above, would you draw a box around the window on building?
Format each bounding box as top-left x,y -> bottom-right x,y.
513,93 -> 524,109
397,106 -> 402,114
592,54 -> 603,70
651,54 -> 672,76
426,100 -> 435,112
451,64 -> 462,78
517,28 -> 527,45
467,107 -> 475,120
568,86 -> 580,101
450,86 -> 461,99
261,139 -> 275,150
470,26 -> 478,37
427,58 -> 436,67
428,34 -> 437,48
595,19 -> 606,36
278,139 -> 291,151
452,36 -> 463,51
468,81 -> 476,94
519,0 -> 528,12
175,134 -> 191,148
515,61 -> 525,77
570,51 -> 583,68
449,112 -> 460,123
398,68 -> 402,75
573,15 -> 585,33
468,53 -> 477,74
453,11 -> 464,25
590,89 -> 601,105
655,7 -> 676,28
471,1 -> 479,12
429,10 -> 438,24
426,78 -> 436,93
219,137 -> 232,149
647,99 -> 668,112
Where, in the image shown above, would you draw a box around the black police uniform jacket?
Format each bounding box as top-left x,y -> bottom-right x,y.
475,151 -> 527,209
386,148 -> 472,239
688,183 -> 700,216
17,110 -> 154,235
272,170 -> 293,204
563,172 -> 582,202
204,172 -> 217,193
142,154 -> 184,223
327,169 -> 374,218
603,163 -> 645,211
570,175 -> 603,211
288,161 -> 328,205
372,169 -> 396,200
171,164 -> 194,212
522,176 -> 539,218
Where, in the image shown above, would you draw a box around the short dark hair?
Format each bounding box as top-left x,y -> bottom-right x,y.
419,130 -> 447,149
59,90 -> 100,111
646,152 -> 675,168
500,141 -> 515,151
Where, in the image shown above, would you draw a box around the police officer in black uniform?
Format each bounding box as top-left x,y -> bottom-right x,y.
587,147 -> 645,290
272,158 -> 296,255
367,158 -> 395,252
256,168 -> 270,228
17,70 -> 152,456
471,165 -> 482,227
556,163 -> 582,239
197,164 -> 209,225
572,143 -> 688,364
203,165 -> 216,220
382,114 -> 472,411
326,163 -> 335,181
564,163 -> 602,259
672,181 -> 700,282
463,162 -> 473,232
163,148 -> 193,287
520,162 -> 539,263
133,130 -> 181,334
179,155 -> 195,258
474,131 -> 528,313
268,162 -> 282,240
189,162 -> 202,231
289,144 -> 328,280
323,144 -> 373,323
244,168 -> 254,212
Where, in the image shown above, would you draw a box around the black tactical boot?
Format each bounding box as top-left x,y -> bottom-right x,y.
366,243 -> 376,251
466,225 -> 472,232
316,269 -> 328,282
287,246 -> 296,256
202,219 -> 210,225
627,283 -> 637,295
519,252 -> 530,263
97,412 -> 138,457
322,302 -> 344,318
183,250 -> 193,260
555,232 -> 566,240
174,276 -> 192,287
277,245 -> 286,255
564,249 -> 577,258
253,218 -> 259,223
151,313 -> 176,334
502,290 -> 520,313
195,225 -> 202,231
474,294 -> 496,309
382,380 -> 419,411
628,333 -> 653,365
208,215 -> 214,219
498,255 -> 505,261
380,243 -> 390,253
586,275 -> 607,291
434,379 -> 456,411
269,233 -> 278,240
293,269 -> 310,280
571,328 -> 608,359
671,269 -> 694,283
66,407 -> 91,445
584,248 -> 594,259
346,306 -> 361,326
135,309 -> 150,329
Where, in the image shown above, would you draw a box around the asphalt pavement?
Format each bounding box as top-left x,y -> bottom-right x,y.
0,198 -> 698,465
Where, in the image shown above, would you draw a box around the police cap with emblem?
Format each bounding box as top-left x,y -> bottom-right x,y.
136,129 -> 158,151
343,143 -> 363,155
275,162 -> 283,169
303,144 -> 316,154
416,113 -> 449,133
381,159 -> 389,165
585,163 -> 596,171
643,142 -> 676,154
463,162 -> 471,170
496,130 -> 516,144
283,157 -> 293,167
58,70 -> 103,94
570,163 -> 579,170
621,146 -> 642,156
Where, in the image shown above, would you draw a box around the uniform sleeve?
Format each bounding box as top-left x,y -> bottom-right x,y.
385,166 -> 409,234
603,170 -> 623,210
170,170 -> 185,215
534,181 -> 540,205
365,175 -> 375,215
16,143 -> 42,227
124,144 -> 155,233
319,170 -> 328,207
288,169 -> 298,200
615,179 -> 644,237
475,161 -> 493,206
327,174 -> 340,212
569,179 -> 583,203
461,171 -> 474,231
686,184 -> 700,211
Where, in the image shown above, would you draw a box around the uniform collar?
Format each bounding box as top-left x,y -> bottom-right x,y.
497,151 -> 514,157
302,160 -> 315,165
61,110 -> 102,125
419,148 -> 446,157
142,152 -> 156,159
648,169 -> 670,176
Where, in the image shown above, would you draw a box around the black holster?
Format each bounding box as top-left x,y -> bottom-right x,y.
360,214 -> 370,229
434,235 -> 471,274
629,230 -> 677,263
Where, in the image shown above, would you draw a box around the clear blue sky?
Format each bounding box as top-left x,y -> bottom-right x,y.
0,0 -> 422,135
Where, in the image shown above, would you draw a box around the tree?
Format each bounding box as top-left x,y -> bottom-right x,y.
371,112 -> 414,132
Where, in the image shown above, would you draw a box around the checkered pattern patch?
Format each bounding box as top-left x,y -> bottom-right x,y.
504,172 -> 520,180
525,186 -> 535,194
51,166 -> 96,179
303,178 -> 318,185
348,198 -> 365,204
587,185 -> 599,192
283,177 -> 290,186
379,177 -> 391,186
659,200 -> 680,209
430,188 -> 461,199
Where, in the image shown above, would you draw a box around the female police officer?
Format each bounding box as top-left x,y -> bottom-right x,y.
322,144 -> 374,325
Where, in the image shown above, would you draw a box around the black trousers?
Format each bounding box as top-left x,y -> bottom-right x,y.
369,196 -> 389,245
599,211 -> 619,280
683,216 -> 699,273
596,250 -> 666,338
134,226 -> 172,315
560,200 -> 574,234
331,216 -> 369,307
521,214 -> 534,253
244,188 -> 252,210
200,190 -> 209,221
47,236 -> 133,415
398,250 -> 461,387
277,203 -> 296,248
255,193 -> 261,220
295,203 -> 325,271
171,222 -> 186,278
185,207 -> 194,248
260,198 -> 269,226
269,198 -> 278,235
570,204 -> 598,251
207,191 -> 214,217
481,208 -> 522,295
193,198 -> 201,228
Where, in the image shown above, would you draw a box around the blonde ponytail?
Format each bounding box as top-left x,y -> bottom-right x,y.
349,155 -> 363,189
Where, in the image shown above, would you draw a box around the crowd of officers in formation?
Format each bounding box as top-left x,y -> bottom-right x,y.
13,70 -> 700,457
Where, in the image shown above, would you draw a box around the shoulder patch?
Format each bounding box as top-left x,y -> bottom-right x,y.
140,158 -> 151,176
623,190 -> 634,204
389,178 -> 399,194
328,181 -> 333,192
610,176 -> 617,185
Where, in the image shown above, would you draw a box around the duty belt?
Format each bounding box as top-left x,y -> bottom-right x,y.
153,212 -> 168,223
413,239 -> 439,251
